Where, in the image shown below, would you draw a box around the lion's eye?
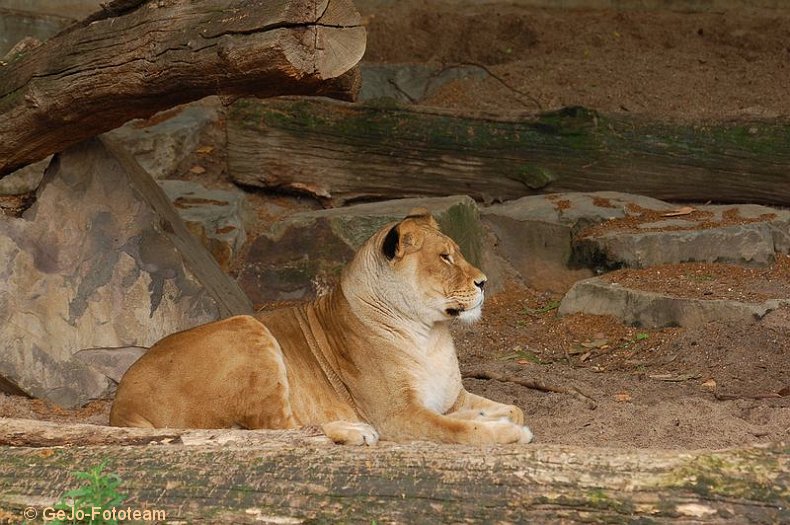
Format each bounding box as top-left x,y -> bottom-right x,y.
440,253 -> 453,264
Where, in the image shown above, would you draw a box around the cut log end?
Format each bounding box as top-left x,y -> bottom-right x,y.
315,26 -> 367,80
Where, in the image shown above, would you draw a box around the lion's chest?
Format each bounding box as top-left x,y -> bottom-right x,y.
410,337 -> 462,414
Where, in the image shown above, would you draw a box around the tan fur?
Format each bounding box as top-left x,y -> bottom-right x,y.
110,210 -> 533,445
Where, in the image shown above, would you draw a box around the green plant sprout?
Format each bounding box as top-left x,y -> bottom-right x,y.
50,461 -> 126,525
524,300 -> 561,316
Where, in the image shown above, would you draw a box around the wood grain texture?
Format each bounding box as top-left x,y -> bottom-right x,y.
0,418 -> 787,523
227,98 -> 790,206
0,0 -> 366,176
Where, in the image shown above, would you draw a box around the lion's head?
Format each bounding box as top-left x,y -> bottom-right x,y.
342,208 -> 487,325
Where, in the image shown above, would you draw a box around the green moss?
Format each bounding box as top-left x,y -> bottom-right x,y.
436,199 -> 483,267
512,164 -> 556,189
667,449 -> 788,504
533,492 -> 639,522
232,99 -> 602,155
362,97 -> 405,110
610,117 -> 790,163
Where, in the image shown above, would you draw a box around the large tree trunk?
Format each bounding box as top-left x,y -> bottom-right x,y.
0,0 -> 366,177
227,97 -> 790,206
0,418 -> 786,524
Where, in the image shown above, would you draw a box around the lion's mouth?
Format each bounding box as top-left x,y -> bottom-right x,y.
446,296 -> 484,319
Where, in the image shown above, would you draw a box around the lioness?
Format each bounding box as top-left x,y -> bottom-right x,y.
110,209 -> 533,445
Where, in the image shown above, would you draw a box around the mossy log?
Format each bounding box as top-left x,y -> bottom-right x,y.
0,0 -> 366,177
227,98 -> 790,206
0,419 -> 787,524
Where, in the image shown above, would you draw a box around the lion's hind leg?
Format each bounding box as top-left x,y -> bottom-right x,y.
225,317 -> 299,431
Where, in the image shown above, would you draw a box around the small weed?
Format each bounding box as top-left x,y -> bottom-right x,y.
499,347 -> 544,365
688,273 -> 715,282
51,461 -> 126,525
621,332 -> 650,349
524,300 -> 561,316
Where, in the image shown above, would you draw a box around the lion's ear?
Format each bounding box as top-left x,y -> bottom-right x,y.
382,221 -> 425,260
382,224 -> 400,260
406,207 -> 431,218
405,208 -> 439,230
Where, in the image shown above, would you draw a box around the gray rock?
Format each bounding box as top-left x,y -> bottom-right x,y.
0,156 -> 50,195
73,347 -> 147,384
482,192 -> 671,292
359,64 -> 488,103
105,100 -> 223,180
0,137 -> 251,407
486,191 -> 673,226
577,204 -> 790,269
238,195 -> 482,303
159,180 -> 248,272
558,277 -> 789,329
0,10 -> 72,56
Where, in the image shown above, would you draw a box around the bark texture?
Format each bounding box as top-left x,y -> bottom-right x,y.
0,0 -> 366,176
0,418 -> 787,524
227,98 -> 790,206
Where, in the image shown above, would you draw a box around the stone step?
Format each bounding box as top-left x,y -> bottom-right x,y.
482,191 -> 789,292
559,277 -> 789,329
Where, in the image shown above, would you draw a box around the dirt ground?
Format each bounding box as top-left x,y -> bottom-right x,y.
454,275 -> 789,449
364,1 -> 790,121
1,1 -> 788,449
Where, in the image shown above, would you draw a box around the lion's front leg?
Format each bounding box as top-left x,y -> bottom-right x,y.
379,403 -> 533,445
322,421 -> 380,445
447,389 -> 525,425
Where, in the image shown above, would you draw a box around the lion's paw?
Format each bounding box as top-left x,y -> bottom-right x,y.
481,404 -> 524,425
487,420 -> 534,444
518,425 -> 534,444
321,420 -> 380,446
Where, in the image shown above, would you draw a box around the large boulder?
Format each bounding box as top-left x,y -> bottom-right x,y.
0,138 -> 251,407
238,195 -> 483,303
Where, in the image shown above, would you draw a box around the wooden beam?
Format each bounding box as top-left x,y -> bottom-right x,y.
227,98 -> 790,206
0,0 -> 366,177
0,418 -> 787,523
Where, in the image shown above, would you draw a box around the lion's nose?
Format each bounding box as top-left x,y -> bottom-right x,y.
474,278 -> 487,290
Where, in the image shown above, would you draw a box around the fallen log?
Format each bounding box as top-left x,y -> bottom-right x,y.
0,418 -> 787,523
0,0 -> 366,177
227,98 -> 790,206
